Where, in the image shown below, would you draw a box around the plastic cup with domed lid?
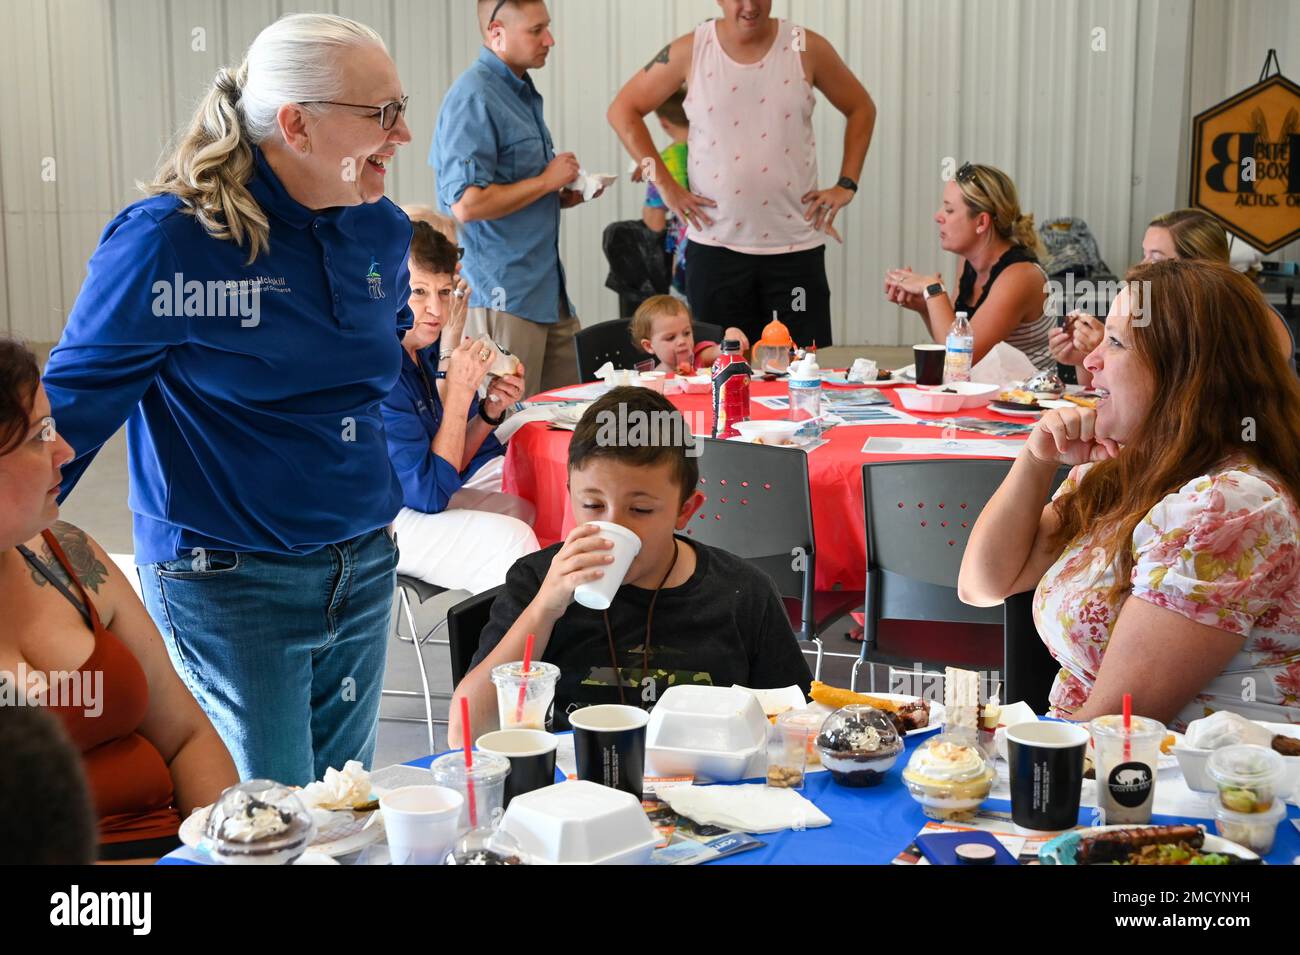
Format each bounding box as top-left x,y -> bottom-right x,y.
572,521 -> 642,611
490,660 -> 560,732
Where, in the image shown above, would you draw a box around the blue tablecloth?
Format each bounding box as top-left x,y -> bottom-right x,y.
402,732 -> 1300,866
161,732 -> 1300,865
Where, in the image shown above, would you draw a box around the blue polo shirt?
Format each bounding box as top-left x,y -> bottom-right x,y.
381,346 -> 504,514
430,46 -> 572,326
43,147 -> 412,564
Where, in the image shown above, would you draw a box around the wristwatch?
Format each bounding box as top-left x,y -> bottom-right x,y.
478,403 -> 506,427
836,176 -> 858,193
924,281 -> 946,301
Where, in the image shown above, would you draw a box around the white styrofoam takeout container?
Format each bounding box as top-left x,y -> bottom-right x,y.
499,780 -> 659,865
645,685 -> 769,783
1173,723 -> 1300,800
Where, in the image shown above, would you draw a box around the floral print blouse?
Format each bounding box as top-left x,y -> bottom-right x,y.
1033,462 -> 1300,731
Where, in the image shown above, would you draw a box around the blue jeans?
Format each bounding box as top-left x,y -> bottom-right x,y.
139,528 -> 399,786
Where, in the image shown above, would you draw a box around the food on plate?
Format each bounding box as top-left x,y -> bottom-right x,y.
751,436 -> 798,446
676,361 -> 695,376
1159,734 -> 1177,755
1073,825 -> 1257,865
204,785 -> 315,865
809,681 -> 931,732
1272,734 -> 1300,757
815,705 -> 904,787
902,735 -> 995,820
996,388 -> 1038,405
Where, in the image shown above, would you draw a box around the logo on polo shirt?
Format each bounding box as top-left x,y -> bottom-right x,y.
366,256 -> 385,300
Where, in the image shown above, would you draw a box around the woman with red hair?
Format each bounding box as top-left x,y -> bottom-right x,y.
960,259 -> 1300,730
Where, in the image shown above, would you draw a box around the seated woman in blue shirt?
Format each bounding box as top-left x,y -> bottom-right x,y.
383,222 -> 539,594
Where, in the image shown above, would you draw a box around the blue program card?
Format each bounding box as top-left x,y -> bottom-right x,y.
915,830 -> 1019,866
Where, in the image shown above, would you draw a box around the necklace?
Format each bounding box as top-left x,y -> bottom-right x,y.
602,539 -> 680,706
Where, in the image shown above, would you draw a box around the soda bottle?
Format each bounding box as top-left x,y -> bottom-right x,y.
711,339 -> 751,438
943,311 -> 974,383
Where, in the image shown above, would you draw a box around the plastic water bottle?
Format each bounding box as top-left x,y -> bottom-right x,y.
788,352 -> 822,423
711,339 -> 751,438
944,310 -> 974,383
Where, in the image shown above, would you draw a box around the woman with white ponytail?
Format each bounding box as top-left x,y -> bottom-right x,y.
43,14 -> 415,785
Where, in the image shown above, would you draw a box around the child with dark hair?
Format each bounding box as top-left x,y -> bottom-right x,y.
382,219 -> 538,594
448,387 -> 810,744
0,702 -> 96,864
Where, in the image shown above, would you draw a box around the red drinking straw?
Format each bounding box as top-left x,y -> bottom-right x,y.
460,696 -> 477,829
515,633 -> 535,725
1122,693 -> 1133,761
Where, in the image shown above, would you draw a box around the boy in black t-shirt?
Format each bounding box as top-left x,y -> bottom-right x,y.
447,387 -> 811,745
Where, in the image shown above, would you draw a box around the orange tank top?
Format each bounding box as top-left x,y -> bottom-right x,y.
27,531 -> 181,846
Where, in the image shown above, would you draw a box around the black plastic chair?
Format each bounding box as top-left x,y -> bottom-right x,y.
692,321 -> 725,345
688,438 -> 864,679
858,460 -> 1012,691
446,585 -> 504,689
574,320 -> 646,382
1003,590 -> 1061,714
858,460 -> 1069,693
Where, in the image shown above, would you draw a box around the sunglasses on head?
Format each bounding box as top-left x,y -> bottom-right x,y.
955,162 -> 977,184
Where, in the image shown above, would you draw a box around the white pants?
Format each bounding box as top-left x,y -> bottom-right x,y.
392,458 -> 540,594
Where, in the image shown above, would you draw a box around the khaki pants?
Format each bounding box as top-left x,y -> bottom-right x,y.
466,299 -> 580,399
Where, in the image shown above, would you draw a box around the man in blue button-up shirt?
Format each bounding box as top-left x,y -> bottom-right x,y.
431,0 -> 603,398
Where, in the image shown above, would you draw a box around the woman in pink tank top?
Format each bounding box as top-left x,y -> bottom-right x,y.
609,3 -> 877,348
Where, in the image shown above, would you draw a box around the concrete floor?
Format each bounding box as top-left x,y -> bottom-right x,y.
31,342 -> 909,767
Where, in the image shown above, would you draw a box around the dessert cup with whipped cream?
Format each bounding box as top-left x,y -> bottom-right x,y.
815,705 -> 903,787
204,780 -> 316,865
902,734 -> 995,820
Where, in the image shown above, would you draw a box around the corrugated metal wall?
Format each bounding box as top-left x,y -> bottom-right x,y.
2,0 -> 1296,344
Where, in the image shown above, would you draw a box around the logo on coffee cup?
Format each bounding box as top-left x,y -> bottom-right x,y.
1107,762 -> 1152,808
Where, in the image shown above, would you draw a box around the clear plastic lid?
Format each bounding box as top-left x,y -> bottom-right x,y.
815,705 -> 902,757
490,660 -> 561,688
204,779 -> 316,849
904,733 -> 993,783
429,751 -> 512,786
444,826 -> 528,865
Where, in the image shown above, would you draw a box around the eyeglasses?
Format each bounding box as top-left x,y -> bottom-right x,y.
955,162 -> 977,184
299,94 -> 409,130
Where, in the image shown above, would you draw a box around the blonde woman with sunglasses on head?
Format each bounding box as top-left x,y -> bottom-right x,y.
885,162 -> 1054,371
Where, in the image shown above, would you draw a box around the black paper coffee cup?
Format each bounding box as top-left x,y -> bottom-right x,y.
913,344 -> 947,386
1007,721 -> 1089,831
476,730 -> 559,807
568,704 -> 649,797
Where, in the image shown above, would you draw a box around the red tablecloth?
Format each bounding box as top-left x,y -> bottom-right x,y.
504,380 -> 1031,592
